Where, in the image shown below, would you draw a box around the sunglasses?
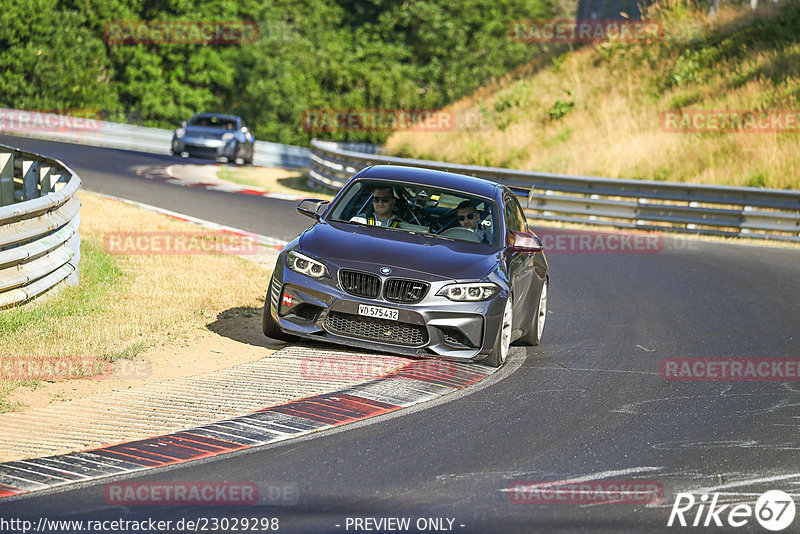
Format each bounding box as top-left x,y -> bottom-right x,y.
458,213 -> 476,221
372,196 -> 393,203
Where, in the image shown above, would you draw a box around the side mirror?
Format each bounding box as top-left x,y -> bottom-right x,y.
181,120 -> 187,127
297,198 -> 330,220
508,230 -> 543,253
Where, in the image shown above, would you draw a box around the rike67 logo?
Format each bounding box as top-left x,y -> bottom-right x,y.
668,490 -> 796,531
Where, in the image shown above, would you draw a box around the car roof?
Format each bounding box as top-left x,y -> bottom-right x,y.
190,113 -> 240,121
358,165 -> 500,198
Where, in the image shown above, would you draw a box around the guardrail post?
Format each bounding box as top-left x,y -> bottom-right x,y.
22,160 -> 40,200
66,210 -> 81,285
0,152 -> 13,206
39,165 -> 53,196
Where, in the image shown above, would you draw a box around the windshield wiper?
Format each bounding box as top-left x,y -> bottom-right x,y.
412,231 -> 455,241
337,219 -> 369,227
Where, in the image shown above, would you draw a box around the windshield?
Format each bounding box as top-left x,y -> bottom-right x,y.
329,179 -> 498,246
186,116 -> 237,129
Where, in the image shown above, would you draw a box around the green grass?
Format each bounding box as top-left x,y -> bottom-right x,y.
0,240 -> 123,338
215,167 -> 263,188
0,394 -> 20,413
0,240 -> 123,412
103,341 -> 149,363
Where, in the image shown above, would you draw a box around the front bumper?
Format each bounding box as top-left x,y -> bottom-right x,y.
172,136 -> 236,158
269,266 -> 506,362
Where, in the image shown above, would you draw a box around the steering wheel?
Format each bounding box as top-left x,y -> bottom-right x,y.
438,226 -> 482,242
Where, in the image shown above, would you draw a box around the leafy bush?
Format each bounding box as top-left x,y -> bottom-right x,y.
665,47 -> 719,88
548,90 -> 575,120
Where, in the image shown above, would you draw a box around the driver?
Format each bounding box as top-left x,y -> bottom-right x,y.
456,200 -> 488,243
350,186 -> 406,227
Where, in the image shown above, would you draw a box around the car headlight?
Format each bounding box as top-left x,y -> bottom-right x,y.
221,132 -> 235,141
175,128 -> 185,138
437,282 -> 498,301
286,251 -> 329,278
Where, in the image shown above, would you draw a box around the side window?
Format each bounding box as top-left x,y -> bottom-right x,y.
504,195 -> 527,233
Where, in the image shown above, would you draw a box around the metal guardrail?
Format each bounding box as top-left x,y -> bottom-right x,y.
309,139 -> 800,242
0,108 -> 310,169
0,144 -> 81,309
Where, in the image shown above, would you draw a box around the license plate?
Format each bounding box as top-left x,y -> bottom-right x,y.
358,304 -> 398,321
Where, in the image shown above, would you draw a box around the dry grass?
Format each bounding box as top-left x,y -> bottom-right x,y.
218,166 -> 335,200
0,191 -> 270,411
385,4 -> 800,190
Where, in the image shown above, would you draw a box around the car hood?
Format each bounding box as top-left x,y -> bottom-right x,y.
180,126 -> 231,138
299,222 -> 499,281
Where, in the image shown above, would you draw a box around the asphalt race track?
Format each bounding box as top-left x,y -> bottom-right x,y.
0,134 -> 310,241
2,135 -> 800,533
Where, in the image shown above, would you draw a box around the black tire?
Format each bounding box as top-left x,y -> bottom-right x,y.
482,296 -> 513,368
230,143 -> 241,164
262,277 -> 298,342
518,278 -> 548,346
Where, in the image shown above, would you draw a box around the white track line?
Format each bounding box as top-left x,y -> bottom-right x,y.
93,192 -> 288,248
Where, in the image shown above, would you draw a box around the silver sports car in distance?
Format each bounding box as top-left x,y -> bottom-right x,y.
263,165 -> 549,367
171,112 -> 255,164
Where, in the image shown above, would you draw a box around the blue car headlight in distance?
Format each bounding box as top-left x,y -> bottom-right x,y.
437,282 -> 498,302
175,128 -> 185,139
222,132 -> 235,141
287,251 -> 329,278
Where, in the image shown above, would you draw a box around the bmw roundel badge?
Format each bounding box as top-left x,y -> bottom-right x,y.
380,267 -> 392,275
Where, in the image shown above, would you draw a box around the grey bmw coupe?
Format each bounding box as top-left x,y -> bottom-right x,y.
262,165 -> 549,367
